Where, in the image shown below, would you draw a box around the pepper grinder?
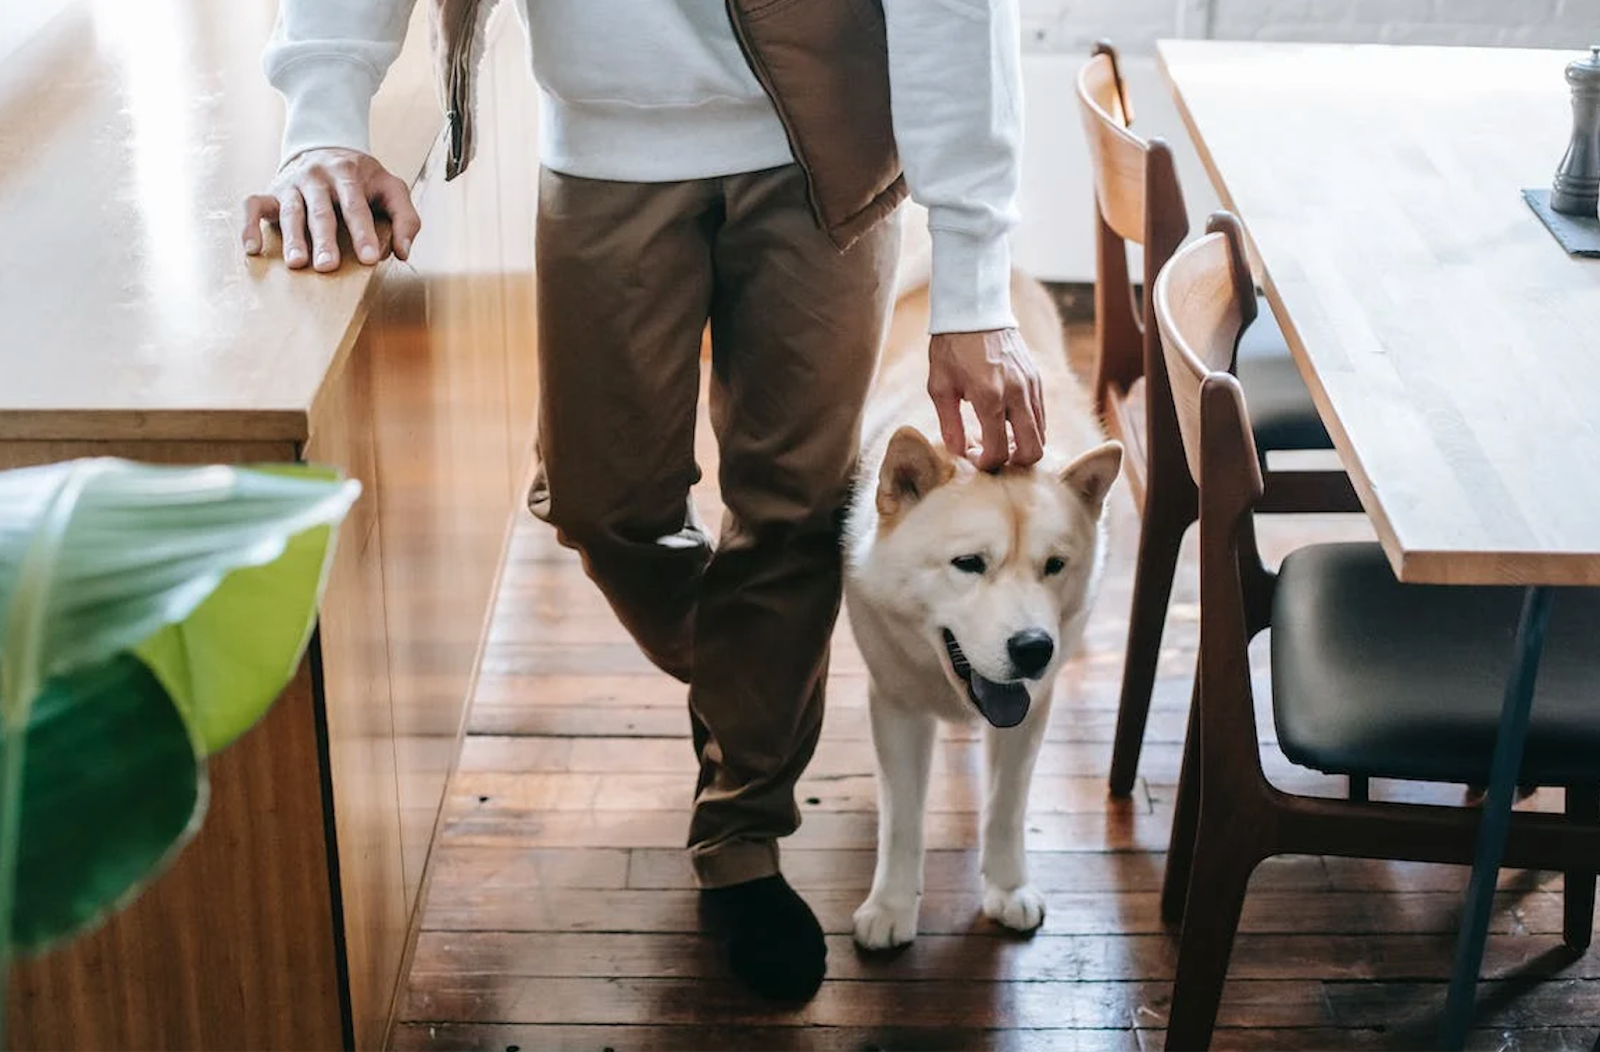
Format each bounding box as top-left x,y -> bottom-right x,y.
1551,45 -> 1600,215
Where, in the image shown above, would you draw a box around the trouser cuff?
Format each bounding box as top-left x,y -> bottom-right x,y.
690,838 -> 781,889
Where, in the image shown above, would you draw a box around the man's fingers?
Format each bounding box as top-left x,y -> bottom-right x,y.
1028,372 -> 1047,448
1007,383 -> 1045,466
975,387 -> 1010,471
301,180 -> 341,271
335,178 -> 381,265
243,149 -> 416,270
240,195 -> 278,255
278,189 -> 310,269
374,174 -> 422,259
929,381 -> 968,458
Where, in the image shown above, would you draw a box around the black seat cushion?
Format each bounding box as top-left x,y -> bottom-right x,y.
1271,543 -> 1600,786
1237,297 -> 1333,453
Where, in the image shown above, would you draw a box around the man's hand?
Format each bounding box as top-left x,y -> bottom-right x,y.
927,328 -> 1047,471
241,148 -> 421,272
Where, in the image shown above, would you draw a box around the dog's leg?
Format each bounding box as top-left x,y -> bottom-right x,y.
852,687 -> 936,950
980,705 -> 1050,933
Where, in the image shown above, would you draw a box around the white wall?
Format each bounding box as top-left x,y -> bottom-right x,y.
1014,0 -> 1600,282
1020,0 -> 1600,51
0,0 -> 78,69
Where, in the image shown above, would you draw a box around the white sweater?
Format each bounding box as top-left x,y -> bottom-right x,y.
265,0 -> 1023,333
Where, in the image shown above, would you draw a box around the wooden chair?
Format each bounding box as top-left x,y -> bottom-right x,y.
1075,42 -> 1354,797
1152,211 -> 1600,1051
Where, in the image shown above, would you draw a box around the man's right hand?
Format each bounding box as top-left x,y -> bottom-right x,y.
241,148 -> 422,272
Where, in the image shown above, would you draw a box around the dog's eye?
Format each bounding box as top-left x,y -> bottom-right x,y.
951,554 -> 987,575
1044,556 -> 1067,577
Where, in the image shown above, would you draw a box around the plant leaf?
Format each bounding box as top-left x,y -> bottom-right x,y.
0,459 -> 360,689
0,458 -> 359,954
133,521 -> 336,756
11,653 -> 201,954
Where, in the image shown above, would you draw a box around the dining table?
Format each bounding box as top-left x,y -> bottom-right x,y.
1157,38 -> 1600,1048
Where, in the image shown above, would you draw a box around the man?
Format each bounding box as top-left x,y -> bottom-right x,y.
243,0 -> 1042,1003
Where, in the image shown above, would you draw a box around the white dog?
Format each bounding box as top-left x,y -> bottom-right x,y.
843,223 -> 1122,949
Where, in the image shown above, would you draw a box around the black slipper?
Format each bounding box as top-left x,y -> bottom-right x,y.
700,873 -> 826,1003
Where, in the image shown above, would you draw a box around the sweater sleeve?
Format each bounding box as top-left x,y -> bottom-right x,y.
263,0 -> 420,165
881,0 -> 1023,335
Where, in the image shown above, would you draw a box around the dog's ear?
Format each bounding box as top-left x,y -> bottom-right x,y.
1060,440 -> 1123,516
878,426 -> 954,519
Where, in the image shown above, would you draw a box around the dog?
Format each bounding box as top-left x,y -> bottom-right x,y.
843,217 -> 1123,950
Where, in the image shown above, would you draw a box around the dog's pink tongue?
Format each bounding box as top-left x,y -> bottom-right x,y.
972,674 -> 1031,728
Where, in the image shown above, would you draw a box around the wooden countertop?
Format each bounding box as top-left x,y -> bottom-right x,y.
0,0 -> 445,443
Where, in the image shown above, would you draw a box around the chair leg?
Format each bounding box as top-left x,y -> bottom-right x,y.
1161,675 -> 1202,927
1349,775 -> 1369,802
1564,786 -> 1599,953
1110,498 -> 1190,797
1164,815 -> 1258,1052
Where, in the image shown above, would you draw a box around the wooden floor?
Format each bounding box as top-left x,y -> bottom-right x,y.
394,325 -> 1600,1051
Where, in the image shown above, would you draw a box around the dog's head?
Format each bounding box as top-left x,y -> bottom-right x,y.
865,427 -> 1122,729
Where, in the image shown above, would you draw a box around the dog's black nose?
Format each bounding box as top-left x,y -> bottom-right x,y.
1007,629 -> 1055,678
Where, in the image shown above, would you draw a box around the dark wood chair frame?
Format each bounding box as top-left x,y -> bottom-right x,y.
1075,41 -> 1358,799
1152,211 -> 1600,1051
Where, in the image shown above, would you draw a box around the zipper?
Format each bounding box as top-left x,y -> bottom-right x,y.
445,1 -> 481,180
722,0 -> 829,234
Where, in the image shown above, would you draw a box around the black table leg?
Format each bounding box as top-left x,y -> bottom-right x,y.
1439,585 -> 1555,1049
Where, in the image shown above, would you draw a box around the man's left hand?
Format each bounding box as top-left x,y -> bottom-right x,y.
927,328 -> 1046,471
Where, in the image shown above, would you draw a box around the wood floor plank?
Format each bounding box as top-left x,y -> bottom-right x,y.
1325,978 -> 1600,1030
391,1022 -> 1145,1051
455,733 -> 1570,813
419,884 -> 1572,938
408,930 -> 1600,984
426,848 -> 631,890
392,1020 -> 1588,1051
468,667 -> 1199,713
466,701 -> 1198,743
459,733 -> 1224,781
398,975 -> 1324,1029
437,842 -> 1471,886
459,732 -> 1384,790
1136,1027 -> 1597,1052
420,844 -> 1327,894
618,847 -> 1324,893
438,802 -> 1169,852
449,771 -> 1152,815
448,763 -> 1563,820
403,965 -> 1600,1029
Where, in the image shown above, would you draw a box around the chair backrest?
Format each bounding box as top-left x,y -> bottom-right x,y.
1152,211 -> 1275,785
1075,42 -> 1148,247
1152,211 -> 1263,505
1075,41 -> 1193,507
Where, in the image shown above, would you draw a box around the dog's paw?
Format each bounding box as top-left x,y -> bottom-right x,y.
852,895 -> 920,950
982,882 -> 1046,933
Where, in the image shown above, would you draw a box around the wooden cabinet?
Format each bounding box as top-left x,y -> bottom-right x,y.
0,2 -> 541,1047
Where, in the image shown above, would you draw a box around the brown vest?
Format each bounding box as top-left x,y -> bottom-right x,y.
428,0 -> 906,250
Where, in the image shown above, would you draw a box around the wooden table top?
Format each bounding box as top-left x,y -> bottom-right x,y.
1158,40 -> 1600,587
0,0 -> 443,443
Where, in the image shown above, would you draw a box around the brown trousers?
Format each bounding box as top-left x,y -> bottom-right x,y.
527,164 -> 901,888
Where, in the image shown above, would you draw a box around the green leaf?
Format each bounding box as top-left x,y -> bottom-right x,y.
0,459 -> 360,693
11,653 -> 200,954
0,457 -> 360,958
133,520 -> 336,755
